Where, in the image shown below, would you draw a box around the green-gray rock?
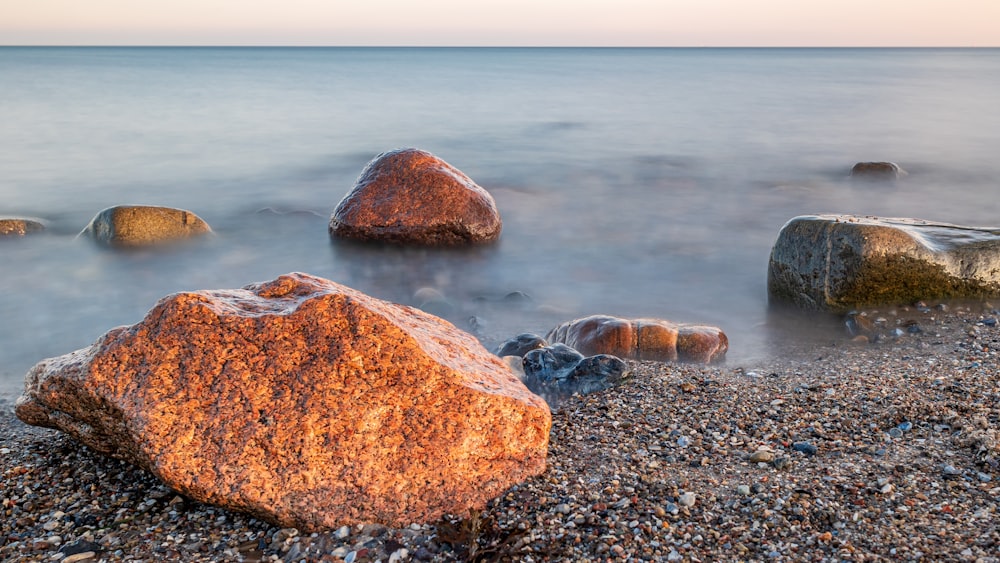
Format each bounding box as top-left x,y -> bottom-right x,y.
79,205 -> 212,247
767,214 -> 1000,312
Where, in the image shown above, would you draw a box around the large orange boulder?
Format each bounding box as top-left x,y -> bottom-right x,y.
15,273 -> 550,531
329,148 -> 502,245
546,315 -> 728,364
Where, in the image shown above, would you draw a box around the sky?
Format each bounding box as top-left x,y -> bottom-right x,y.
1,0 -> 998,47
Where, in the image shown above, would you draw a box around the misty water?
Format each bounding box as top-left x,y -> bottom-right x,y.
2,47 -> 999,394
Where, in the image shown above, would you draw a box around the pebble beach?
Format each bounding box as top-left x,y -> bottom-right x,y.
2,302 -> 999,562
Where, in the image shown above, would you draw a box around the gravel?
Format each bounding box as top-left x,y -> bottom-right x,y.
2,302 -> 999,561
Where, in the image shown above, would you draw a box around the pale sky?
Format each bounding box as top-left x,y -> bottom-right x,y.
2,0 -> 998,47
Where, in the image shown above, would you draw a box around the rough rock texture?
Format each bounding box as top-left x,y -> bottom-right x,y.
767,214 -> 1000,312
15,272 -> 550,531
546,315 -> 728,364
329,148 -> 502,245
79,205 -> 212,247
850,161 -> 905,180
0,216 -> 46,236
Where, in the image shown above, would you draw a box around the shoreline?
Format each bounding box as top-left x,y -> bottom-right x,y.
2,304 -> 998,561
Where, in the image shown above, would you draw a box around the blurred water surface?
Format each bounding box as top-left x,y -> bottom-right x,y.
2,47 -> 999,392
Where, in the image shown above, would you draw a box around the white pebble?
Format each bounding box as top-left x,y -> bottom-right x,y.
679,492 -> 697,507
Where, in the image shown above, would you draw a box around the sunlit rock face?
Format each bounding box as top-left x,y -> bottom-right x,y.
79,205 -> 212,247
546,315 -> 728,364
767,214 -> 1000,312
329,148 -> 502,245
15,272 -> 550,531
0,216 -> 46,236
850,161 -> 906,180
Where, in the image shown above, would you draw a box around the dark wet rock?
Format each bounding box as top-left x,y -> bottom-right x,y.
850,161 -> 905,180
496,333 -> 548,357
79,205 -> 212,247
793,442 -> 818,456
546,314 -> 728,364
768,214 -> 1000,312
520,344 -> 629,398
0,216 -> 46,236
329,148 -> 502,245
564,354 -> 630,394
522,344 -> 585,383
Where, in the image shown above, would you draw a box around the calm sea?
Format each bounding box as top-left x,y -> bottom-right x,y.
2,47 -> 999,394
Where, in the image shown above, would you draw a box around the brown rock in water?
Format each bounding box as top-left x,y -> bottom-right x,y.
15,273 -> 550,531
850,161 -> 905,180
329,148 -> 502,245
79,205 -> 212,247
768,214 -> 1000,312
0,216 -> 46,236
546,315 -> 728,364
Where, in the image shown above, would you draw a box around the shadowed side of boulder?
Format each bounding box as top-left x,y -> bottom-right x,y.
329,148 -> 502,245
15,272 -> 550,531
79,205 -> 212,247
767,214 -> 1000,312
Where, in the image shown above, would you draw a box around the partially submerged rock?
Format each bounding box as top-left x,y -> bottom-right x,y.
329,148 -> 502,245
496,333 -> 548,357
768,215 -> 1000,312
16,273 -> 550,531
546,315 -> 728,364
79,205 -> 212,247
850,161 -> 905,180
0,216 -> 46,236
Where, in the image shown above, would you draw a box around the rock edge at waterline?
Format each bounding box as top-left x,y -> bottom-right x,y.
767,214 -> 1000,312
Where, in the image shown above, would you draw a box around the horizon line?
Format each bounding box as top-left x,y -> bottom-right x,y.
2,44 -> 998,49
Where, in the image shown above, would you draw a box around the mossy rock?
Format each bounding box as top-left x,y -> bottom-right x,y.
767,214 -> 1000,312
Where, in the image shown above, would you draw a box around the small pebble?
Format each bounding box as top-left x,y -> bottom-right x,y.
737,485 -> 751,496
898,421 -> 913,432
793,442 -> 817,456
678,492 -> 697,507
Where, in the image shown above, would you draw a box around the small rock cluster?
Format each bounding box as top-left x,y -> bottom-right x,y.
496,334 -> 630,399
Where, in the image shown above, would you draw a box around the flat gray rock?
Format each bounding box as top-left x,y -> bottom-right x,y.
768,214 -> 1000,312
